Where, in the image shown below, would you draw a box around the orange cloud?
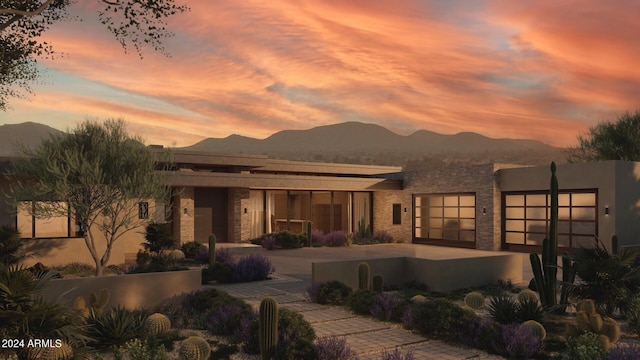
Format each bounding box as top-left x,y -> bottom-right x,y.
1,0 -> 637,149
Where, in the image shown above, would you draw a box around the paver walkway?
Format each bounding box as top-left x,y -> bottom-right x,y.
210,273 -> 500,360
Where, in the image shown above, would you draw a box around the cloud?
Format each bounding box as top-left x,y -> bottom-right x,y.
2,0 -> 638,148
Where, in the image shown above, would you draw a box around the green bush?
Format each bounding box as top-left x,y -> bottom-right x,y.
347,289 -> 377,315
0,226 -> 23,265
201,262 -> 234,284
187,288 -> 248,314
274,231 -> 305,249
562,331 -> 608,360
142,222 -> 176,253
408,298 -> 477,338
317,281 -> 352,305
181,241 -> 206,259
277,308 -> 316,359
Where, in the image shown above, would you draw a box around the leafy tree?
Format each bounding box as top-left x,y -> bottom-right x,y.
0,0 -> 189,110
9,119 -> 170,276
567,110 -> 640,162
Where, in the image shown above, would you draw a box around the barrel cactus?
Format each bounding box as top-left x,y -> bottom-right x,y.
517,289 -> 538,303
522,320 -> 546,340
179,336 -> 211,360
168,249 -> 186,261
145,313 -> 171,335
463,291 -> 485,309
39,342 -> 73,360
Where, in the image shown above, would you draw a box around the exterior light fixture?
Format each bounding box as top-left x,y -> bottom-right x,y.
244,208 -> 248,214
482,207 -> 486,215
605,206 -> 609,215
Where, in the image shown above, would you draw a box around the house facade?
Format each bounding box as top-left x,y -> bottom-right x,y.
2,150 -> 640,267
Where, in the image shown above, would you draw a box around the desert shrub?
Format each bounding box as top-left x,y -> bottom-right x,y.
487,296 -> 519,325
152,294 -> 195,329
0,226 -> 23,265
234,310 -> 260,353
569,239 -> 640,316
494,323 -> 545,359
142,222 -> 175,253
322,231 -> 347,247
562,331 -> 608,360
273,231 -> 303,249
317,281 -> 352,305
347,289 -> 378,315
608,340 -> 640,360
233,254 -> 274,282
85,306 -> 147,349
193,246 -> 210,263
314,336 -> 358,360
277,308 -> 317,359
186,288 -> 243,313
180,241 -> 206,259
371,292 -> 403,321
207,303 -> 250,336
311,229 -> 324,246
407,298 -> 477,338
305,282 -> 321,303
124,337 -> 171,360
372,230 -> 394,244
202,262 -> 235,283
261,235 -> 277,250
381,348 -> 414,360
460,316 -> 501,352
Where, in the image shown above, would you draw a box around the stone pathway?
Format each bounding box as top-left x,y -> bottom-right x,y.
210,276 -> 500,360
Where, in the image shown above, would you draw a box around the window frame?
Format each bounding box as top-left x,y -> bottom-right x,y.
413,192 -> 476,248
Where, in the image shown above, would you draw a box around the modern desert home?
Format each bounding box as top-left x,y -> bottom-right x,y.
2,149 -> 640,267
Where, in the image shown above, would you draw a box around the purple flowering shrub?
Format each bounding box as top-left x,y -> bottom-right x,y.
494,323 -> 544,359
234,310 -> 260,353
314,336 -> 358,360
261,235 -> 277,250
233,254 -> 275,282
312,229 -> 324,245
322,231 -> 347,247
207,303 -> 247,335
460,316 -> 500,352
609,340 -> 640,360
371,292 -> 402,321
372,230 -> 394,243
305,282 -> 321,303
381,348 -> 414,360
215,247 -> 234,264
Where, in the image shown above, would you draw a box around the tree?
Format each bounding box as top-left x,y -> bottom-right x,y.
567,110 -> 640,162
9,119 -> 170,276
0,0 -> 189,110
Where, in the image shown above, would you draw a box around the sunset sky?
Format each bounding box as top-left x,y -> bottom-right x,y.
1,0 -> 639,148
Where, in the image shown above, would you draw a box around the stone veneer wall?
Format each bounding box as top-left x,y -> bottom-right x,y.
228,188 -> 250,243
373,191 -> 409,242
402,163 -> 527,251
173,186 -> 195,244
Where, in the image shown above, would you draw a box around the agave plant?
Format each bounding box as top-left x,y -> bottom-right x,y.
568,238 -> 640,316
85,306 -> 148,349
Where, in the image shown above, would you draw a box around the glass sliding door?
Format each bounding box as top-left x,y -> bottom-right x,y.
248,190 -> 265,239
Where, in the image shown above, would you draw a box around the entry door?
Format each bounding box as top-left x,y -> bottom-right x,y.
194,188 -> 228,243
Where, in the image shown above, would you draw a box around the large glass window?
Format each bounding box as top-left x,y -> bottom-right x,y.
413,193 -> 476,247
502,190 -> 597,250
248,190 -> 265,239
17,201 -> 71,238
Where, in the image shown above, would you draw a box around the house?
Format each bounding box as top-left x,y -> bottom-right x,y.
2,149 -> 639,267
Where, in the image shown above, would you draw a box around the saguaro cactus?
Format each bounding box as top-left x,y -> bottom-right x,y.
530,162 -> 559,309
372,274 -> 384,292
306,221 -> 312,247
358,262 -> 370,290
208,233 -> 216,266
259,297 -> 279,360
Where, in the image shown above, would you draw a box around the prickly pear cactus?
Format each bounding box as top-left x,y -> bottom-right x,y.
145,312 -> 171,335
179,336 -> 211,360
89,288 -> 110,313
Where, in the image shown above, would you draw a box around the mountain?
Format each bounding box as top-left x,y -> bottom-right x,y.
183,121 -> 565,166
0,122 -> 62,156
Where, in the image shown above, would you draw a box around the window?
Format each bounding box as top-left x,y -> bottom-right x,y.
392,203 -> 402,225
502,190 -> 597,250
414,193 -> 476,247
17,201 -> 72,238
138,202 -> 149,219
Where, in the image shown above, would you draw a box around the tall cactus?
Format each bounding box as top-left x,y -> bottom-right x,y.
529,162 -> 559,309
259,297 -> 279,360
306,221 -> 312,247
372,274 -> 384,292
208,233 -> 216,266
358,262 -> 370,290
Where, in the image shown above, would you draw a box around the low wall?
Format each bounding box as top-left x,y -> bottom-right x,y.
21,237 -> 125,267
312,254 -> 522,293
42,269 -> 201,310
